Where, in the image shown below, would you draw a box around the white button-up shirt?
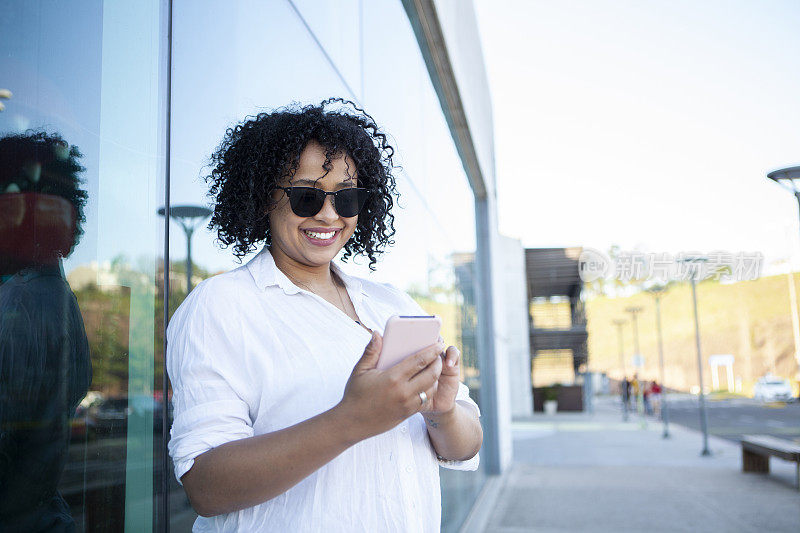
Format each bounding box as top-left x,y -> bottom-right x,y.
167,247 -> 480,532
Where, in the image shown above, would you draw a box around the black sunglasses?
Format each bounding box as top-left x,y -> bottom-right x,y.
276,185 -> 369,218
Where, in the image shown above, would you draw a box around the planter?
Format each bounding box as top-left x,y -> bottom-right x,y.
543,399 -> 558,415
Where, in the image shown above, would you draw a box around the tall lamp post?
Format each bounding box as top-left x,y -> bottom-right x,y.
679,256 -> 711,456
625,306 -> 646,428
774,259 -> 800,386
647,286 -> 670,438
157,205 -> 212,293
613,319 -> 628,421
767,166 -> 800,383
768,166 -> 800,235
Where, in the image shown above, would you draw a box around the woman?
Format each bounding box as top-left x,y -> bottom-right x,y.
167,98 -> 483,532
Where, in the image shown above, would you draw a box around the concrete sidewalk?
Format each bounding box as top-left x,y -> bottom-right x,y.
463,397 -> 800,533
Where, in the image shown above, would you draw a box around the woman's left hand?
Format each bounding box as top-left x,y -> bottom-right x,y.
422,338 -> 460,415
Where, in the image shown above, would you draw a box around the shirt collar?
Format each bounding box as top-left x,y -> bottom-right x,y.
247,247 -> 368,301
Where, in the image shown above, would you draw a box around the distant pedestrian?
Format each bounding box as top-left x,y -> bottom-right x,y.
620,377 -> 629,410
650,381 -> 663,417
624,378 -> 632,409
643,381 -> 653,415
632,374 -> 644,415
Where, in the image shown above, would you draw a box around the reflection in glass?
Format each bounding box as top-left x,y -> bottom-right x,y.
157,205 -> 212,293
3,1 -> 168,529
0,131 -> 92,530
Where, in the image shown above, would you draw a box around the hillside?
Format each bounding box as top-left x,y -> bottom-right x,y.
586,272 -> 800,394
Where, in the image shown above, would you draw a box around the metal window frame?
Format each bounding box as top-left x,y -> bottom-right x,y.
401,0 -> 501,476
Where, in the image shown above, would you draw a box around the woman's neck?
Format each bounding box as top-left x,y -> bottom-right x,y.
269,244 -> 338,292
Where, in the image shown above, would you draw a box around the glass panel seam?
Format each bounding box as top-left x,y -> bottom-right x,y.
285,0 -> 358,101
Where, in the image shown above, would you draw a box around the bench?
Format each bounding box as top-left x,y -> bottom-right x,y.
741,434 -> 800,490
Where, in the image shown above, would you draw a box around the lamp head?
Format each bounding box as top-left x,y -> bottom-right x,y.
767,166 -> 800,194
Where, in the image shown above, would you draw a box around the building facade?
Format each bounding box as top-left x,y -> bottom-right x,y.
526,247 -> 589,397
0,0 -> 509,531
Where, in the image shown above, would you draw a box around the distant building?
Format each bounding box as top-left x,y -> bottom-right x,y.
526,247 -> 589,387
66,261 -> 121,291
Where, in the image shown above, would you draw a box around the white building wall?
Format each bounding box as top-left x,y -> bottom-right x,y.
498,236 -> 533,418
487,211 -> 514,472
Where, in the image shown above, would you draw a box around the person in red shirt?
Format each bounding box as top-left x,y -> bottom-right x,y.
650,381 -> 663,417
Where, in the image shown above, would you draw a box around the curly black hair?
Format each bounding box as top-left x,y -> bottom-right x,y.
206,98 -> 399,270
0,130 -> 88,255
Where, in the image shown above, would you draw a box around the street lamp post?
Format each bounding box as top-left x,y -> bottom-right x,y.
613,319 -> 628,421
157,205 -> 212,293
680,256 -> 712,456
625,306 -> 645,428
648,286 -> 670,438
781,260 -> 800,385
767,166 -> 800,383
768,166 -> 800,238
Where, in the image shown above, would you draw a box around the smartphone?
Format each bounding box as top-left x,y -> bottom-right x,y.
376,315 -> 442,370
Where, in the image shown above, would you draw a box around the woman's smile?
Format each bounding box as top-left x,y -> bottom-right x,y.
300,227 -> 342,246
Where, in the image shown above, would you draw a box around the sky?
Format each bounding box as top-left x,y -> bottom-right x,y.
473,0 -> 800,274
5,0 -> 800,285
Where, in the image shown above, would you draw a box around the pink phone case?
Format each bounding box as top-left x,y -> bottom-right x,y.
376,315 -> 442,370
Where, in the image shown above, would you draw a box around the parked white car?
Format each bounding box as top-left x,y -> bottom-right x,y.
752,375 -> 794,402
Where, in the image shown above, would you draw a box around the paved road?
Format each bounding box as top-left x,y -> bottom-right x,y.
659,395 -> 800,444
472,398 -> 800,533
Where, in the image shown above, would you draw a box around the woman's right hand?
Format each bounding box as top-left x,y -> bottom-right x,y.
336,331 -> 445,443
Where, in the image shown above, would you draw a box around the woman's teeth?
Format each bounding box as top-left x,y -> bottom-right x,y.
304,230 -> 336,240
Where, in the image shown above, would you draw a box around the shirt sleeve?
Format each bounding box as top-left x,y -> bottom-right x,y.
381,283 -> 482,471
167,285 -> 255,486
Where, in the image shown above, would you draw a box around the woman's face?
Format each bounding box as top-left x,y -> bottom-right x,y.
267,140 -> 359,269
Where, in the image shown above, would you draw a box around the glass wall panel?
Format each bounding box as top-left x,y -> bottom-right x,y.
361,1 -> 486,530
1,1 -> 166,531
290,0 -> 363,99
168,0 -> 485,531
170,0 -> 352,278
3,0 -> 487,530
169,1 -> 352,528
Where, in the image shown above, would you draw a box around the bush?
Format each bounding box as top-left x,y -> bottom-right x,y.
543,385 -> 561,402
